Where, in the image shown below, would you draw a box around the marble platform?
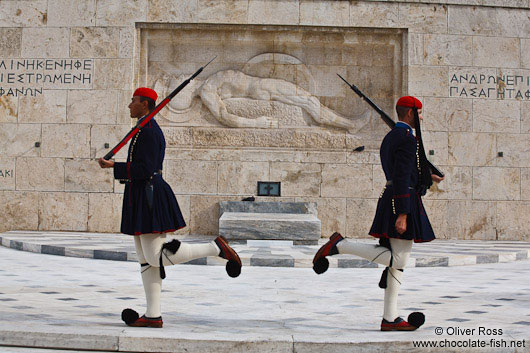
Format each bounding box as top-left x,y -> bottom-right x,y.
219,201 -> 321,244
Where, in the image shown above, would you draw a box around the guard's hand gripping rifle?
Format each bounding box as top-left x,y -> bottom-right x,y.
337,74 -> 444,178
103,56 -> 217,160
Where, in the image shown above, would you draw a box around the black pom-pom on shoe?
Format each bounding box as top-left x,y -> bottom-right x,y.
121,308 -> 139,325
407,312 -> 425,329
226,260 -> 241,278
313,257 -> 329,274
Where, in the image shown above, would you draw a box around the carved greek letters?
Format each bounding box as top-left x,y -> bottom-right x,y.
0,59 -> 93,97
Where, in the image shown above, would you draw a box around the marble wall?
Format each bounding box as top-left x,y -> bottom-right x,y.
1,0 -> 529,241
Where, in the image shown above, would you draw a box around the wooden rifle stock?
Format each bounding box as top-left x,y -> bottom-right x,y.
337,74 -> 444,178
103,56 -> 217,160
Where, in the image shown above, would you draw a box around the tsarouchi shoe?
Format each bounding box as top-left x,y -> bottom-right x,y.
214,236 -> 242,278
381,312 -> 425,331
122,308 -> 163,328
312,232 -> 344,274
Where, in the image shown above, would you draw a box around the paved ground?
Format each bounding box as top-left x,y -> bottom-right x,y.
2,231 -> 530,269
0,239 -> 529,352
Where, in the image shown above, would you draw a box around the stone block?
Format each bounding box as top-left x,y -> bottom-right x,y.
473,37 -> 520,69
197,0 -> 248,24
300,0 -> 349,26
65,159 -> 113,192
522,39 -> 530,70
398,3 -> 448,34
90,124 -> 131,160
321,164 -> 372,198
448,132 -> 496,166
0,96 -> 18,123
67,90 -> 119,124
0,0 -> 47,27
70,27 -> 119,58
270,162 -> 321,197
217,161 -> 269,195
189,195 -> 240,235
473,167 -> 520,201
164,160 -> 218,194
21,28 -> 69,58
522,169 -> 530,200
424,34 -> 473,66
372,165 -> 386,198
16,157 -> 65,191
295,197 -> 346,237
298,151 -> 347,164
161,127 -> 194,148
93,59 -> 132,90
219,201 -> 317,216
19,90 -> 67,123
219,212 -> 321,244
119,27 -> 135,58
248,0 -> 300,25
496,134 -> 530,168
424,166 -> 472,200
41,124 -> 91,158
523,102 -> 530,134
47,0 -> 96,26
422,131 -> 448,166
0,123 -> 41,157
96,0 -> 147,26
39,192 -> 89,231
408,33 -> 423,66
0,158 -> 15,191
147,0 -> 198,22
445,201 -> 496,240
0,28 -> 22,57
472,100 -> 520,133
88,193 -> 122,233
423,97 -> 472,132
496,201 -> 530,241
241,150 -> 296,163
449,6 -> 529,38
345,198 -> 378,239
349,1 -> 399,27
408,66 -> 448,97
0,191 -> 39,232
117,90 -> 134,124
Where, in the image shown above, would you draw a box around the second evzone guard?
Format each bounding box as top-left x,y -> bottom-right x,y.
313,96 -> 444,331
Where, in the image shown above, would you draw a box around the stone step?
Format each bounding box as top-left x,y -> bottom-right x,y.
219,212 -> 321,245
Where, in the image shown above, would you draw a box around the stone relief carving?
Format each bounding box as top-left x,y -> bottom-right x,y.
153,55 -> 369,133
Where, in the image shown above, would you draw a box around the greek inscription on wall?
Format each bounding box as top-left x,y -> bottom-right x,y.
449,69 -> 530,100
0,59 -> 93,97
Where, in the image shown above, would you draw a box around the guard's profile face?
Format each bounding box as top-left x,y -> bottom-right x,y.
129,96 -> 146,118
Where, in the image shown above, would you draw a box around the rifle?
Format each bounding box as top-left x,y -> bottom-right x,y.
337,74 -> 444,178
103,56 -> 217,160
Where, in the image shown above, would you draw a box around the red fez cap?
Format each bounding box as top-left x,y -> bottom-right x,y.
396,96 -> 422,109
133,87 -> 157,102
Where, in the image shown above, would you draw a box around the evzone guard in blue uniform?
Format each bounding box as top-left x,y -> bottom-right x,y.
312,96 -> 444,331
98,87 -> 242,328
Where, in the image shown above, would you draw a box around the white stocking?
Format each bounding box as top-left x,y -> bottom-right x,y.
383,267 -> 403,322
134,236 -> 162,318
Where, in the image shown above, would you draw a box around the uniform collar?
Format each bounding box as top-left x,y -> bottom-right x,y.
395,121 -> 414,136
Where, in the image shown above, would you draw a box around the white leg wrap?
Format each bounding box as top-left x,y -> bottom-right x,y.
141,264 -> 162,318
382,238 -> 413,322
134,236 -> 161,318
383,267 -> 403,322
337,240 -> 391,266
161,241 -> 220,266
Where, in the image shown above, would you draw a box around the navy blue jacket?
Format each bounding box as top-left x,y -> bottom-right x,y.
369,122 -> 435,242
113,118 -> 185,235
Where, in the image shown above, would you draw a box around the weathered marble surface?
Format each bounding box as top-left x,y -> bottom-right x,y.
219,201 -> 317,216
219,212 -> 321,244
